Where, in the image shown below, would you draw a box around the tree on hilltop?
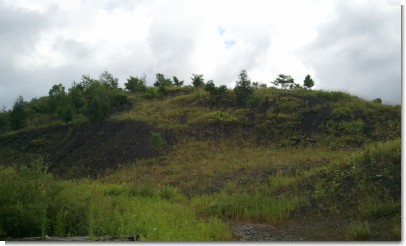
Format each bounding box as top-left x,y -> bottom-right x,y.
154,73 -> 172,87
125,75 -> 147,93
303,74 -> 315,89
99,70 -> 119,89
9,96 -> 26,130
173,76 -> 184,86
191,74 -> 205,89
205,80 -> 227,105
234,69 -> 254,105
272,74 -> 296,89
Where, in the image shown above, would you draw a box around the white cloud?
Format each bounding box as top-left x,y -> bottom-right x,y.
300,0 -> 400,104
0,0 -> 400,108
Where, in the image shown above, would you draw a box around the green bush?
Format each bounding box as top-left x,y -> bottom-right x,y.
150,132 -> 166,154
0,158 -> 53,238
206,111 -> 238,124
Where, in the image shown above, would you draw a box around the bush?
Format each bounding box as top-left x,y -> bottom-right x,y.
204,81 -> 228,106
61,104 -> 75,123
206,111 -> 238,124
0,158 -> 53,238
125,76 -> 147,93
150,132 -> 166,154
87,95 -> 110,122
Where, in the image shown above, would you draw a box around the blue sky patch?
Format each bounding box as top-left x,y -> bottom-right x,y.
224,40 -> 236,49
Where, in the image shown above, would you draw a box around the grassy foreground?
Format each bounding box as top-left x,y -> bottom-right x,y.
0,138 -> 400,240
0,160 -> 232,241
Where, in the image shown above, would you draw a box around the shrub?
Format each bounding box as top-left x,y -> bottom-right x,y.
125,76 -> 147,93
61,104 -> 75,123
150,132 -> 166,154
206,111 -> 238,124
0,158 -> 53,238
87,95 -> 109,121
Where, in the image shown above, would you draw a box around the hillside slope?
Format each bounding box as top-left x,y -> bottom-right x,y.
0,84 -> 401,240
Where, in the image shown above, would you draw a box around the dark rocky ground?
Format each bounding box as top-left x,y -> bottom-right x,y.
230,216 -> 351,241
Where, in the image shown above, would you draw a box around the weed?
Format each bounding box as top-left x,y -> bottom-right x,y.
347,220 -> 371,240
392,224 -> 401,240
150,132 -> 166,154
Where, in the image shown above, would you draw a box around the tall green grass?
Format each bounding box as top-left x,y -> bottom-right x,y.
0,160 -> 232,241
191,191 -> 300,225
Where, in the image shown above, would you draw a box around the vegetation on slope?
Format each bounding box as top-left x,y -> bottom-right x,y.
0,159 -> 231,240
0,70 -> 401,241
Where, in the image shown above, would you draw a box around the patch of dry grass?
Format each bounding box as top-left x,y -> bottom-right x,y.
101,139 -> 350,196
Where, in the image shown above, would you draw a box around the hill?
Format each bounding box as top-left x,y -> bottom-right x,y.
0,71 -> 401,241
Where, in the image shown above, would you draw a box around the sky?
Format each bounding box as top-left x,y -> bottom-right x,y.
0,0 -> 401,109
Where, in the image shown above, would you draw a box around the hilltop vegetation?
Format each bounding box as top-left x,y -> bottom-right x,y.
0,70 -> 401,241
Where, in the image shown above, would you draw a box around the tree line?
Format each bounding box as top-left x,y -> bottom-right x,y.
0,70 -> 315,132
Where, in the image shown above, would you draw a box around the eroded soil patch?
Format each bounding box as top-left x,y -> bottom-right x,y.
0,120 -> 174,178
230,216 -> 351,241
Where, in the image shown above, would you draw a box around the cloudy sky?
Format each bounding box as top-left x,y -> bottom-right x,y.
0,0 -> 401,109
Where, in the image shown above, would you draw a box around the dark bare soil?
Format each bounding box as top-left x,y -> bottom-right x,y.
0,120 -> 174,178
230,216 -> 351,241
230,215 -> 401,241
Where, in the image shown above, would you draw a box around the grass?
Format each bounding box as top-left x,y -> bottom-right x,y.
101,139 -> 350,195
0,162 -> 232,241
112,92 -> 213,131
104,137 -> 400,239
0,134 -> 400,240
191,191 -> 301,225
100,139 -> 352,225
346,221 -> 372,240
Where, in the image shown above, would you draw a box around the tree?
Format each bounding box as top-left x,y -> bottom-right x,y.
205,80 -> 227,105
154,73 -> 172,87
372,98 -> 382,104
29,96 -> 50,114
79,74 -> 98,91
191,74 -> 205,89
87,94 -> 109,121
125,76 -> 147,93
9,96 -> 26,130
272,74 -> 296,89
48,84 -> 67,114
173,76 -> 184,86
303,74 -> 315,89
0,108 -> 9,132
61,104 -> 74,123
69,83 -> 86,112
234,70 -> 254,105
99,71 -> 119,89
205,80 -> 216,94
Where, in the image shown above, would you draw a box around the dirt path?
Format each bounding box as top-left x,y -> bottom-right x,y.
230,217 -> 351,241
